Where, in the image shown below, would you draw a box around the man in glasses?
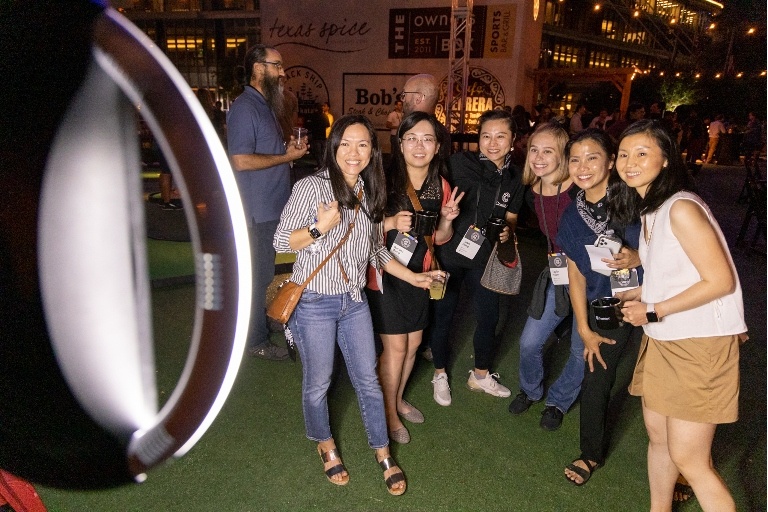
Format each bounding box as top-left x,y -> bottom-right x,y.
228,44 -> 308,360
397,74 -> 450,364
400,74 -> 439,115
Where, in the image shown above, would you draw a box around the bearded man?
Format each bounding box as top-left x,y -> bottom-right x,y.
228,44 -> 308,360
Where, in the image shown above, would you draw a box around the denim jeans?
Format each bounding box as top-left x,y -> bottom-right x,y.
288,290 -> 389,449
426,265 -> 500,371
249,219 -> 279,349
518,281 -> 584,412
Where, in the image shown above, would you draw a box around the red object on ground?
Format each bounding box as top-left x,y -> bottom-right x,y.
0,470 -> 47,512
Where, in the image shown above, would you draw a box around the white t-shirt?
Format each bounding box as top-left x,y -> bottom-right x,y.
387,110 -> 402,135
708,120 -> 726,138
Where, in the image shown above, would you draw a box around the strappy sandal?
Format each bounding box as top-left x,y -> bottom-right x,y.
376,454 -> 406,496
565,458 -> 599,486
317,446 -> 349,486
673,480 -> 694,503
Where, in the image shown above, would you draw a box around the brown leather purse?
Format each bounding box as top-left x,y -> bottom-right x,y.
267,199 -> 361,324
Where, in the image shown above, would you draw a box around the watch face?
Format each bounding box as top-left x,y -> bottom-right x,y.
309,227 -> 322,240
646,311 -> 659,323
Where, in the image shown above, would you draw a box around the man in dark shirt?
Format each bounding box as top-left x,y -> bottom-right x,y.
228,44 -> 309,360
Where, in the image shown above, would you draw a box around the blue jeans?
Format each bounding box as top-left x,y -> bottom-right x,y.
518,281 -> 584,412
249,219 -> 278,349
288,290 -> 389,448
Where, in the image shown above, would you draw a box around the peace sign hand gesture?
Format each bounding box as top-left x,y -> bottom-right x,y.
440,186 -> 465,222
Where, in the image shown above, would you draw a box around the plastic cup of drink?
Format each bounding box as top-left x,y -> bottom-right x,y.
429,271 -> 450,300
293,127 -> 308,147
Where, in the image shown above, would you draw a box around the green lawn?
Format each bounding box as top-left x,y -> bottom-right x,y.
37,166 -> 766,511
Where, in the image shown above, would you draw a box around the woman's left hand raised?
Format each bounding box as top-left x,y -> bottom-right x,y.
440,186 -> 465,222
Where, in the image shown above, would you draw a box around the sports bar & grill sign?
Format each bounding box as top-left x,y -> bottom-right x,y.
388,5 -> 515,60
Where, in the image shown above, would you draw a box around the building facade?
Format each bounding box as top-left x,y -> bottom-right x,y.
121,0 -> 723,122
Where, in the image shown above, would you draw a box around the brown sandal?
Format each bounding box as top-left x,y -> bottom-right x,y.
376,454 -> 406,496
317,446 -> 349,486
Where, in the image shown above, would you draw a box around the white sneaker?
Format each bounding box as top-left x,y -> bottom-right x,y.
466,371 -> 511,398
431,373 -> 451,406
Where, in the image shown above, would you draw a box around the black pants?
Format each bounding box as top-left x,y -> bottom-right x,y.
426,265 -> 501,371
578,313 -> 634,465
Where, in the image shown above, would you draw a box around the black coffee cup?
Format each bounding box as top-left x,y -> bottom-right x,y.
484,217 -> 506,245
412,210 -> 438,236
591,297 -> 624,330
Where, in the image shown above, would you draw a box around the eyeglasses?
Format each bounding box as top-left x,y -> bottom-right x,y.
401,135 -> 437,146
398,91 -> 422,101
259,61 -> 283,71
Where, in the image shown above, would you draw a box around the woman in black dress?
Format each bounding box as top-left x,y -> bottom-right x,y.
366,112 -> 462,443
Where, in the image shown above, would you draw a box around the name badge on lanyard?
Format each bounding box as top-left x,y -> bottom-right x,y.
610,268 -> 639,293
390,232 -> 417,266
548,252 -> 569,285
456,225 -> 485,260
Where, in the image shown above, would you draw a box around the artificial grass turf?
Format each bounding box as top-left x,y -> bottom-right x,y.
37,165 -> 765,511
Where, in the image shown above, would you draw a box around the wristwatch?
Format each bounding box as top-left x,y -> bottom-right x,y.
646,303 -> 660,323
307,223 -> 323,240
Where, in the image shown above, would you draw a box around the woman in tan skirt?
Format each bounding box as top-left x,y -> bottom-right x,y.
612,120 -> 747,512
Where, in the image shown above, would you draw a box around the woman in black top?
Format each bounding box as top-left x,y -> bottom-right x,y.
426,109 -> 525,405
366,112 -> 462,443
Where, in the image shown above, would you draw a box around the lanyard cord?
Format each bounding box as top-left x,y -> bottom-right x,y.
475,184 -> 502,227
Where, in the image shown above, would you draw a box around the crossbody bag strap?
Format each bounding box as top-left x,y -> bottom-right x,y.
300,190 -> 362,288
406,181 -> 440,271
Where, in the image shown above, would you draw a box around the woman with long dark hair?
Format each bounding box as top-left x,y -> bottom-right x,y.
555,128 -> 641,485
366,112 -> 462,443
614,120 -> 746,511
274,114 -> 440,496
426,109 -> 525,405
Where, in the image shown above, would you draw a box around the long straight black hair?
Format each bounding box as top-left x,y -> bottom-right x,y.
321,114 -> 387,223
387,111 -> 448,212
610,119 -> 694,225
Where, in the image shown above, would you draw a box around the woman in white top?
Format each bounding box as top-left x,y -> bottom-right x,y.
613,119 -> 747,512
